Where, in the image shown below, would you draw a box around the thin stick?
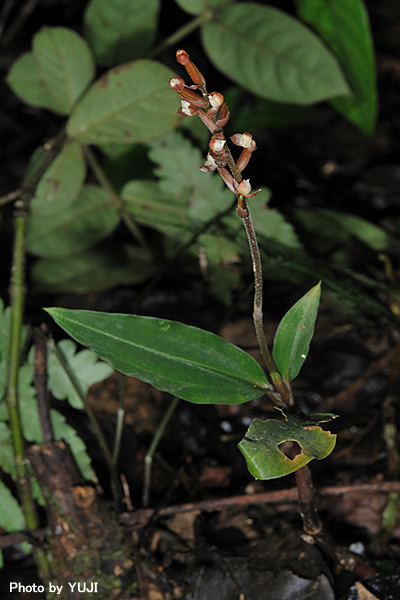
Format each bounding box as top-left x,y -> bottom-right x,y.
142,397 -> 180,507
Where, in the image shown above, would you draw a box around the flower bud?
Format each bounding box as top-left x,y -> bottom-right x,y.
208,92 -> 224,109
230,132 -> 255,149
216,103 -> 230,128
178,100 -> 197,117
200,153 -> 218,172
176,49 -> 190,65
175,86 -> 206,108
176,49 -> 206,87
209,133 -> 225,153
237,179 -> 252,195
169,77 -> 185,91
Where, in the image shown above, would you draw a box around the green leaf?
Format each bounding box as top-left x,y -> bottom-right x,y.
32,245 -> 157,294
31,142 -> 86,215
148,131 -> 234,222
250,195 -> 302,250
175,0 -> 231,15
273,282 -> 321,383
26,185 -> 120,257
45,308 -> 271,405
122,180 -> 190,238
0,423 -> 16,478
296,0 -> 377,135
0,480 -> 26,532
84,0 -> 160,66
238,412 -> 336,479
48,339 -> 114,410
201,3 -> 351,105
66,60 -> 179,144
6,27 -> 95,115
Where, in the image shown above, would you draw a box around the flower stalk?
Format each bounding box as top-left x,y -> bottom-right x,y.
170,49 -> 291,405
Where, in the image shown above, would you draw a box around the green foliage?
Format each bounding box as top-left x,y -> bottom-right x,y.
6,27 -> 95,115
66,60 -> 179,144
273,282 -> 321,384
201,3 -> 351,104
296,0 -> 377,135
48,339 -> 114,410
27,185 -> 120,257
45,308 -> 272,404
84,0 -> 160,66
238,412 -> 337,480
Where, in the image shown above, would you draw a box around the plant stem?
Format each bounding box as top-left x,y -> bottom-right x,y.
142,396 -> 180,507
239,201 -> 292,405
44,335 -> 123,508
148,11 -> 213,59
83,145 -> 148,248
5,131 -> 66,580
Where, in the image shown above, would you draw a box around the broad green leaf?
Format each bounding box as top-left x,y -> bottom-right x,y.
122,180 -> 190,237
238,412 -> 337,479
32,245 -> 157,294
273,282 -> 321,383
7,27 -> 95,115
67,60 -> 179,144
45,308 -> 271,404
0,480 -> 25,531
84,0 -> 160,66
26,185 -> 120,257
148,132 -> 234,222
297,0 -> 377,135
48,339 -> 114,410
31,141 -> 86,215
196,233 -> 241,305
201,3 -> 351,104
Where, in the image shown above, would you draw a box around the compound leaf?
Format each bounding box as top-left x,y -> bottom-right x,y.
0,480 -> 25,532
238,412 -> 337,479
48,339 -> 114,410
45,308 -> 271,405
201,3 -> 351,105
7,27 -> 95,115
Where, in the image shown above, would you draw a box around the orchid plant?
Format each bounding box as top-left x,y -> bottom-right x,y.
47,49 -> 337,482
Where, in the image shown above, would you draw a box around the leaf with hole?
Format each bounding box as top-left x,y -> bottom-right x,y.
201,3 -> 351,105
67,60 -> 179,144
45,308 -> 271,405
6,27 -> 95,115
84,0 -> 160,66
273,282 -> 321,383
238,412 -> 337,479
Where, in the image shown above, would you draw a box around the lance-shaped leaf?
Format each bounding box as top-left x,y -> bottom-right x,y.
45,308 -> 271,405
238,413 -> 337,479
201,3 -> 351,105
66,60 -> 179,144
273,282 -> 321,383
6,27 -> 95,115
